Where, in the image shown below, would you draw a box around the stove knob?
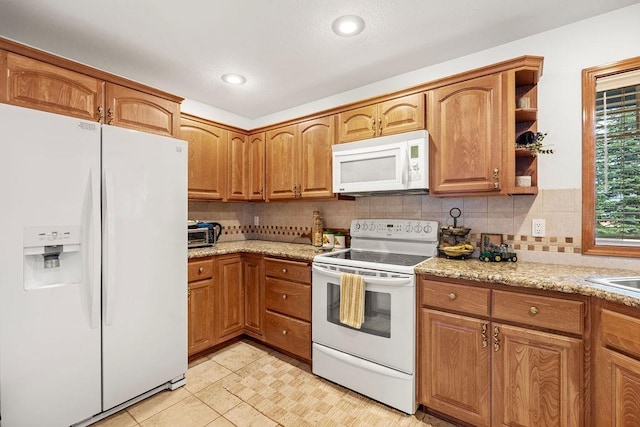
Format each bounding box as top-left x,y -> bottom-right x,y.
406,224 -> 413,233
424,224 -> 432,234
362,223 -> 368,231
369,222 -> 376,231
415,224 -> 423,233
354,222 -> 361,230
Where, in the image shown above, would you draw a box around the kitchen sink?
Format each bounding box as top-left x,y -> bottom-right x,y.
585,276 -> 640,292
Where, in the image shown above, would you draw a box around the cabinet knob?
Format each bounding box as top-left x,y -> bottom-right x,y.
448,293 -> 457,300
530,306 -> 539,315
282,294 -> 287,300
282,329 -> 288,335
282,268 -> 287,274
199,267 -> 204,273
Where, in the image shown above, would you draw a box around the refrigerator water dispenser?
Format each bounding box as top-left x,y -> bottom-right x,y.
23,226 -> 82,289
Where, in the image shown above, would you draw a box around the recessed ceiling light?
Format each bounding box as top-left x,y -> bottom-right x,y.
332,15 -> 365,37
221,73 -> 246,85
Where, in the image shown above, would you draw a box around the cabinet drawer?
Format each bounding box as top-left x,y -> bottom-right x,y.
600,309 -> 640,359
188,259 -> 214,282
420,279 -> 490,317
265,311 -> 311,360
265,258 -> 310,284
265,277 -> 311,321
492,290 -> 584,335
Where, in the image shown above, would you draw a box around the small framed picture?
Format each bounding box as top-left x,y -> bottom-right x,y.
481,233 -> 503,251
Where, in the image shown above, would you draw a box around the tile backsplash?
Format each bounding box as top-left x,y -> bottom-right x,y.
189,189 -> 639,270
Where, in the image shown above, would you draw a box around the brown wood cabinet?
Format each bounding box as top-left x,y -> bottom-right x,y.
105,83 -> 179,137
248,132 -> 265,200
187,258 -> 216,356
427,73 -> 506,196
217,255 -> 245,340
418,276 -> 587,426
338,93 -> 425,142
593,302 -> 640,426
227,131 -> 249,201
243,254 -> 264,338
1,50 -> 180,137
180,114 -> 228,201
427,56 -> 543,197
265,116 -> 335,201
264,257 -> 311,361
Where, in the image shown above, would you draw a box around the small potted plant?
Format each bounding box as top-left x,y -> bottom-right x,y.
516,131 -> 553,156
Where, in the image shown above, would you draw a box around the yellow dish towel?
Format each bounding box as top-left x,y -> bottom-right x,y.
340,273 -> 365,329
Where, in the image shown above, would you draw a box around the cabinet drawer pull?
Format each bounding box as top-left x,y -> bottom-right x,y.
448,293 -> 457,300
282,294 -> 287,300
493,326 -> 500,351
378,118 -> 382,135
199,267 -> 204,273
481,323 -> 488,348
97,106 -> 104,123
493,167 -> 500,190
282,329 -> 288,335
282,268 -> 288,274
371,118 -> 376,136
530,306 -> 539,315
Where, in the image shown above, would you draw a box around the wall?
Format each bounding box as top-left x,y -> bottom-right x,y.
189,4 -> 640,270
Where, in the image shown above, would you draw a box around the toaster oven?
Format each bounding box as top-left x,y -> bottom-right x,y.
187,221 -> 222,248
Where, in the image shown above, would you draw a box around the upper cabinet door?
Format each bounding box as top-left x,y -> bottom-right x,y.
248,132 -> 265,201
106,83 -> 180,137
180,115 -> 228,201
338,104 -> 376,143
227,132 -> 248,201
265,125 -> 298,200
298,116 -> 335,199
378,93 -> 425,137
2,52 -> 104,121
428,73 -> 505,196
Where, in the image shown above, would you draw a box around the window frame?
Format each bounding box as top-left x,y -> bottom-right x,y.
582,56 -> 640,258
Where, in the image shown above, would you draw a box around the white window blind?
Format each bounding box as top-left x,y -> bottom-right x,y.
594,68 -> 640,246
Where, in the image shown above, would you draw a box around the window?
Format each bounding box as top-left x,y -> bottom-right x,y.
582,56 -> 640,257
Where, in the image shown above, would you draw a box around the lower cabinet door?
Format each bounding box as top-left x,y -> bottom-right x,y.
188,280 -> 216,355
419,309 -> 491,427
492,323 -> 582,427
265,310 -> 311,360
595,347 -> 640,426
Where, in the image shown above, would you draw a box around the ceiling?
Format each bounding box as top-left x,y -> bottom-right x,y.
1,0 -> 639,121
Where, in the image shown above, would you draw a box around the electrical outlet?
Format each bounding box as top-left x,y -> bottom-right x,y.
532,219 -> 546,237
254,216 -> 259,226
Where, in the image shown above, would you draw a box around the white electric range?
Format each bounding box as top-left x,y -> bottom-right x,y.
312,219 -> 438,414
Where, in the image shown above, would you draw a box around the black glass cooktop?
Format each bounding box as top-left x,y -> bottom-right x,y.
323,250 -> 429,267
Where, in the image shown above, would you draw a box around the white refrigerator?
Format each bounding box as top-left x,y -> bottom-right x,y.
0,103 -> 188,426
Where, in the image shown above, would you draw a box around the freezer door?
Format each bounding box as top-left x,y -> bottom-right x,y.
101,125 -> 188,410
0,104 -> 102,425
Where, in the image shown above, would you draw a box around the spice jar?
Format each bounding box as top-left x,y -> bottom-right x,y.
334,232 -> 346,249
312,211 -> 324,247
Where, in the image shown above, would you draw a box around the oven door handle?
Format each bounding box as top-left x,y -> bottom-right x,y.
312,264 -> 412,286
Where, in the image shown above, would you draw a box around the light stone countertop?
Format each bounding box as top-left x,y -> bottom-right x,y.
189,241 -> 640,308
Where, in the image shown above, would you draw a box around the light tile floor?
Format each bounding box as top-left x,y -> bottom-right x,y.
95,340 -> 457,427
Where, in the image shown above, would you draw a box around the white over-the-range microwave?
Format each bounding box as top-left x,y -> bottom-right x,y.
332,129 -> 429,196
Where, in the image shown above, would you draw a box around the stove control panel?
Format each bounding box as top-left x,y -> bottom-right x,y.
350,219 -> 438,241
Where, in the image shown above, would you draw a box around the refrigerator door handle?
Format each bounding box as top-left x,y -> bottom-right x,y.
88,168 -> 101,329
103,170 -> 117,326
